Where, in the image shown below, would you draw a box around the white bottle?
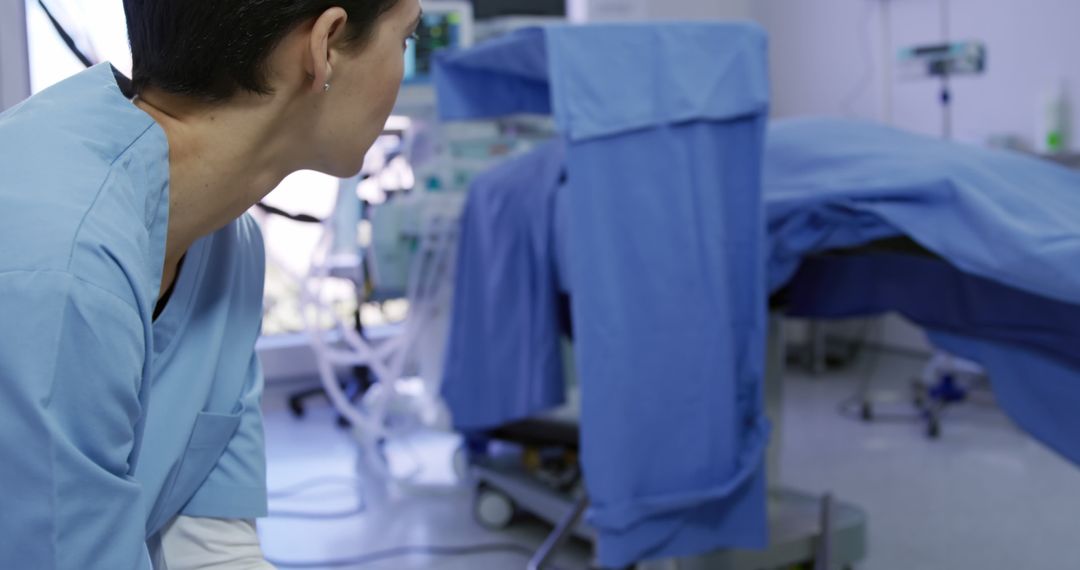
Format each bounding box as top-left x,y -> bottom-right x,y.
1038,81 -> 1071,154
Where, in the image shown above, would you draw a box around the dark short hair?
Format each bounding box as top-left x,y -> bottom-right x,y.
124,0 -> 401,101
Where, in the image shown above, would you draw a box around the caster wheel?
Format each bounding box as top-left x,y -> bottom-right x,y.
288,398 -> 306,419
860,402 -> 874,422
474,486 -> 516,530
452,444 -> 470,482
912,379 -> 929,407
336,415 -> 352,429
927,418 -> 941,439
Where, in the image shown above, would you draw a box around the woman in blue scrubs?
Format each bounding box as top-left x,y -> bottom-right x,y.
0,0 -> 419,567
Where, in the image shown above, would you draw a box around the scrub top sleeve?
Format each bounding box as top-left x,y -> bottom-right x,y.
181,351 -> 269,520
0,271 -> 151,570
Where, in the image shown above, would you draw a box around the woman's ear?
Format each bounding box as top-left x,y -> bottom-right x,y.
308,8 -> 349,93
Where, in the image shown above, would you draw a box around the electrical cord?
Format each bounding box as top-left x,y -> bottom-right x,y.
268,476 -> 364,500
266,543 -> 568,570
268,503 -> 367,521
255,202 -> 324,225
266,476 -> 366,520
36,0 -> 95,68
253,170 -> 375,229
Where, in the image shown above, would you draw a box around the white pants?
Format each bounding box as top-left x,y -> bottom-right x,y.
150,516 -> 276,570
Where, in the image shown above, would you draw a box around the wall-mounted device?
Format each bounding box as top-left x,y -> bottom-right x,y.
898,41 -> 987,80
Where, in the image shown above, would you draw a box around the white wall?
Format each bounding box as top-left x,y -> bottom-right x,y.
569,0 -> 751,22
754,0 -> 1078,148
647,0 -> 751,20
752,0 -> 885,121
0,0 -> 30,111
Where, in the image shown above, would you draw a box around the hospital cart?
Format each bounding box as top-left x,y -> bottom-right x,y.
466,317 -> 867,570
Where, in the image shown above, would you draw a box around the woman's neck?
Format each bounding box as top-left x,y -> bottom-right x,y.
134,89 -> 309,289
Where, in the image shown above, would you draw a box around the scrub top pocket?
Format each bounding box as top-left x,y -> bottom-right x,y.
146,410 -> 241,536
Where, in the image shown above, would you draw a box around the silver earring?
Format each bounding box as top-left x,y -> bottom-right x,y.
323,82 -> 331,92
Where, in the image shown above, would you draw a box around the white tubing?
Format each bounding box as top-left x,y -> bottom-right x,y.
299,203 -> 462,486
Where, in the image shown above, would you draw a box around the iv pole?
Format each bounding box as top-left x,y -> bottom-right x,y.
939,0 -> 952,139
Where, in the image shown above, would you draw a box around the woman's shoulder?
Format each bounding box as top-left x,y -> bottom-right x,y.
0,67 -> 167,223
0,68 -> 171,312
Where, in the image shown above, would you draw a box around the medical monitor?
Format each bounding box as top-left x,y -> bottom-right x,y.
470,0 -> 567,19
403,2 -> 475,86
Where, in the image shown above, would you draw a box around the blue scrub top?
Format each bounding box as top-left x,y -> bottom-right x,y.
0,65 -> 267,569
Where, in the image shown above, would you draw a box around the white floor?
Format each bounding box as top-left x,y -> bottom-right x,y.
257,380 -> 592,570
777,351 -> 1080,570
258,351 -> 1080,570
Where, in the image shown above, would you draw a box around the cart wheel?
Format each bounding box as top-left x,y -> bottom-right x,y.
860,402 -> 874,422
913,388 -> 925,407
912,378 -> 928,407
474,486 -> 516,530
453,443 -> 470,482
288,397 -> 306,419
927,417 -> 942,439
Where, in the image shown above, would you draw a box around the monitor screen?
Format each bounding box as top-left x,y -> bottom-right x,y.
403,5 -> 473,84
471,0 -> 566,20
